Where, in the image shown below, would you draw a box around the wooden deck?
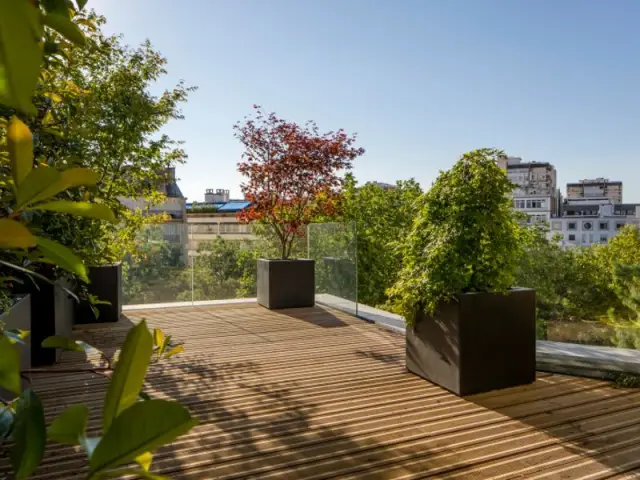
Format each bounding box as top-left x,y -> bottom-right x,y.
3,303 -> 640,479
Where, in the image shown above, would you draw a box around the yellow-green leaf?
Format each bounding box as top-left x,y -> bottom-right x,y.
103,320 -> 153,431
15,166 -> 61,209
28,167 -> 99,206
0,1 -> 42,114
42,13 -> 86,46
164,345 -> 184,359
0,336 -> 20,394
11,390 -> 46,480
28,200 -> 116,222
47,405 -> 88,446
42,0 -> 71,18
44,92 -> 62,103
152,328 -> 164,350
0,219 -> 36,248
135,451 -> 152,471
42,335 -> 93,353
89,400 -> 197,477
35,236 -> 88,283
7,117 -> 33,186
5,329 -> 30,345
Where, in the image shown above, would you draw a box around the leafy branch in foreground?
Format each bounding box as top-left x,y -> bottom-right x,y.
1,321 -> 196,479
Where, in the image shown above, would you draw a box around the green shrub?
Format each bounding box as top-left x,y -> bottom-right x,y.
388,148 -> 525,326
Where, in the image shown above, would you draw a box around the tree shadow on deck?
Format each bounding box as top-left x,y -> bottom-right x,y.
273,305 -> 349,328
466,373 -> 640,476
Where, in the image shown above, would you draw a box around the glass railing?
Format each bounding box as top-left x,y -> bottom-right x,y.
121,220 -> 640,356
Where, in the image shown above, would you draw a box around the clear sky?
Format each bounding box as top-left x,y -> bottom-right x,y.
93,0 -> 640,202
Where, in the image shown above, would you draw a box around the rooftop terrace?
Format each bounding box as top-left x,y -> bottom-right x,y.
3,303 -> 640,479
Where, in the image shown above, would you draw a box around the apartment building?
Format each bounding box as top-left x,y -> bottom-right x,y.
566,178 -> 623,203
549,198 -> 640,247
502,156 -> 560,222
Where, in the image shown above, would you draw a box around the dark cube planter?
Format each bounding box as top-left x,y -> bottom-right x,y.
406,289 -> 536,396
75,264 -> 122,324
0,295 -> 31,399
12,267 -> 74,367
257,259 -> 315,310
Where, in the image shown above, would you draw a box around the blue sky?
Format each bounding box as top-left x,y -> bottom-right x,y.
93,0 -> 640,202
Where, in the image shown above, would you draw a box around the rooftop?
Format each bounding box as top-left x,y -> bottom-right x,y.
5,303 -> 640,479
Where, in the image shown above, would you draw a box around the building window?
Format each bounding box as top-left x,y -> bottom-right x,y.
567,222 -> 577,230
599,221 -> 608,230
583,222 -> 592,230
600,235 -> 608,243
616,222 -> 625,230
568,234 -> 576,241
551,221 -> 562,231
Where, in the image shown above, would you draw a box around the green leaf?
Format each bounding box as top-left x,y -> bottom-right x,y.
7,117 -> 33,186
89,400 -> 197,477
77,0 -> 89,11
15,166 -> 61,209
11,390 -> 46,480
0,406 -> 14,442
0,335 -> 21,394
0,1 -> 41,114
42,13 -> 86,46
5,329 -> 30,345
98,469 -> 169,480
135,451 -> 152,471
42,0 -> 71,17
47,404 -> 88,446
28,167 -> 99,206
35,236 -> 88,283
164,345 -> 184,359
42,335 -> 93,353
103,320 -> 153,431
0,219 -> 36,248
138,391 -> 152,402
28,200 -> 116,222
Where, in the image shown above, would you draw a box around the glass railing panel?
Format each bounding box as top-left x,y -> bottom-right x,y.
308,222 -> 357,315
122,222 -> 192,306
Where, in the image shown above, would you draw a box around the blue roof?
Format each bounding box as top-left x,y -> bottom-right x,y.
217,201 -> 251,212
186,201 -> 250,213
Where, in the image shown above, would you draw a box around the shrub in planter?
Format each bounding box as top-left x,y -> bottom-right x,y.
388,148 -> 535,396
234,106 -> 364,309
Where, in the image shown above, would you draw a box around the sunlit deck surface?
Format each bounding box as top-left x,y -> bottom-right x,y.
5,303 -> 640,479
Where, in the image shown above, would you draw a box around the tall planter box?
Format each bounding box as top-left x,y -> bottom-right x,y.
12,268 -> 75,366
406,289 -> 536,396
257,259 -> 315,310
75,264 -> 122,324
0,295 -> 31,399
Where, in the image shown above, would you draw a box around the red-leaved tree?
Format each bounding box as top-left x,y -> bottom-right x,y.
235,106 -> 365,259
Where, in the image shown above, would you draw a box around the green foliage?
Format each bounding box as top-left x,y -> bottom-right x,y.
389,149 -> 524,325
47,404 -> 89,446
0,335 -> 20,394
10,390 -> 46,480
336,174 -> 422,308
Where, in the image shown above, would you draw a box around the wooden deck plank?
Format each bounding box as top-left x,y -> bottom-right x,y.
1,303 -> 639,480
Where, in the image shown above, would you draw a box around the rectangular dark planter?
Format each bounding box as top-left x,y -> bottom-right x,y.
406,289 -> 536,396
75,264 -> 122,324
0,295 -> 31,399
12,268 -> 75,366
257,259 -> 315,309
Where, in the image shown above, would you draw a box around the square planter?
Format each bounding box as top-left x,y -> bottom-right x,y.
0,295 -> 31,399
12,268 -> 74,366
257,259 -> 315,309
75,264 -> 122,324
406,289 -> 536,396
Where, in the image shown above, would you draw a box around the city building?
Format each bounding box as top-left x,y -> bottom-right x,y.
368,181 -> 395,190
566,178 -> 623,203
186,189 -> 253,254
119,167 -> 188,260
550,197 -> 640,247
502,156 -> 560,222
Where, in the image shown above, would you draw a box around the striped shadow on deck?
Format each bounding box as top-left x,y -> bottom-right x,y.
3,303 -> 640,479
